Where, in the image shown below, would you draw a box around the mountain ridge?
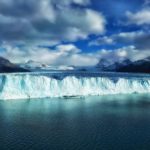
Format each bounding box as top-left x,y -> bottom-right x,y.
96,57 -> 150,73
0,57 -> 29,73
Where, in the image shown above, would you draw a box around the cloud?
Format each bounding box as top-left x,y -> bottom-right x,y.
89,30 -> 150,63
89,31 -> 150,50
98,46 -> 150,63
0,0 -> 106,44
89,36 -> 114,46
0,43 -> 100,66
1,41 -> 149,67
144,0 -> 150,6
88,35 -> 113,46
90,31 -> 144,46
0,0 -> 106,66
126,8 -> 150,25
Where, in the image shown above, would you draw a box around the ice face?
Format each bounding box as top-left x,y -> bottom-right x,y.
0,72 -> 150,100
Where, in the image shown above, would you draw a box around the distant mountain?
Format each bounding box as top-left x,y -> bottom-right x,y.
96,58 -> 132,71
96,57 -> 150,73
20,60 -> 48,69
0,57 -> 29,73
117,57 -> 150,73
20,60 -> 74,71
107,59 -> 132,71
96,58 -> 114,71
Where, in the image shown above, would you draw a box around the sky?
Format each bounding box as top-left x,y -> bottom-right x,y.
0,0 -> 149,66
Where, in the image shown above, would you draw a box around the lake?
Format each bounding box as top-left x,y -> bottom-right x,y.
0,94 -> 150,150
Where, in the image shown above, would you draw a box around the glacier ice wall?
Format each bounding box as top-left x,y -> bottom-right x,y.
0,73 -> 150,100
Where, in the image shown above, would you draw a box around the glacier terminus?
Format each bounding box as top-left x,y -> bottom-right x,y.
0,71 -> 150,100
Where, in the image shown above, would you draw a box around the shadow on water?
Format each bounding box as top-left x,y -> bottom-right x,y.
0,94 -> 150,150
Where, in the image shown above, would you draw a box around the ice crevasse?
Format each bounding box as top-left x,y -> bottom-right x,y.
0,73 -> 150,100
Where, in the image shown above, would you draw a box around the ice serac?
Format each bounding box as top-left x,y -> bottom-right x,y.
0,73 -> 150,100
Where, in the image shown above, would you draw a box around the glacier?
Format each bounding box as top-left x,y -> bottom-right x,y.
0,72 -> 150,100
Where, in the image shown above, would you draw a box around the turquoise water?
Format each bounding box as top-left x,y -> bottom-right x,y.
0,94 -> 150,150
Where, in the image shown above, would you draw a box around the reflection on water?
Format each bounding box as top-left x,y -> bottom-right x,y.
0,94 -> 150,150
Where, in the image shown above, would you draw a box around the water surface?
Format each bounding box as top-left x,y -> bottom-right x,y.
0,94 -> 150,150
